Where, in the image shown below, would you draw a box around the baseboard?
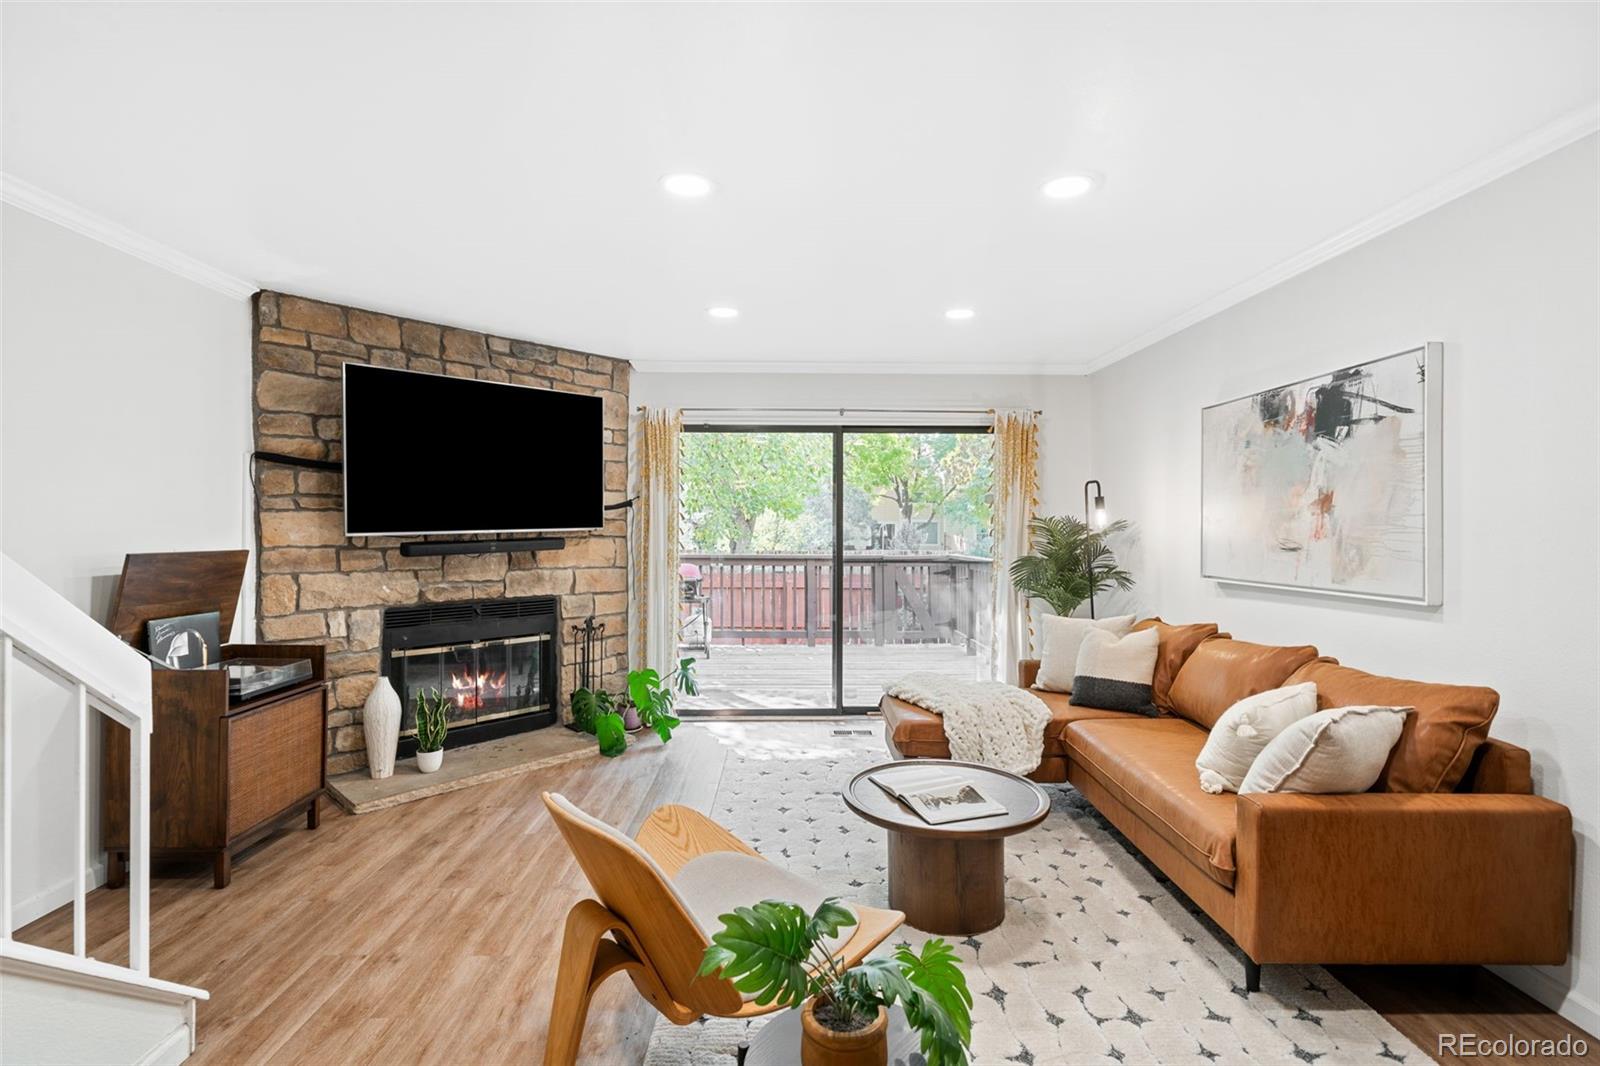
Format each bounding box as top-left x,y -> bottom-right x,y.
135,1022 -> 194,1066
12,859 -> 108,930
1491,963 -> 1600,1037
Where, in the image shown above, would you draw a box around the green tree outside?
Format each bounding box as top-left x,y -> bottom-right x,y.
679,431 -> 992,557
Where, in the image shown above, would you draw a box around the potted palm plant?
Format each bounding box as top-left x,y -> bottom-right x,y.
1008,514 -> 1135,616
699,898 -> 972,1066
413,687 -> 449,773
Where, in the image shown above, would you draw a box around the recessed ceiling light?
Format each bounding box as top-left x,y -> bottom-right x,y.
1041,173 -> 1098,200
662,173 -> 715,198
707,306 -> 739,319
944,308 -> 976,321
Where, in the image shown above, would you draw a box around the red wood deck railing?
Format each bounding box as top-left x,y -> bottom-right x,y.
680,552 -> 993,651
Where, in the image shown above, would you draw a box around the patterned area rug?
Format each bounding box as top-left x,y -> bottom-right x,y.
643,727 -> 1424,1066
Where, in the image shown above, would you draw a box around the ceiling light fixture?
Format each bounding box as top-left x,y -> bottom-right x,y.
1041,173 -> 1098,200
707,306 -> 739,319
944,308 -> 976,321
662,173 -> 715,198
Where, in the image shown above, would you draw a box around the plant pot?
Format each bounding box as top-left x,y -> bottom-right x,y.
416,748 -> 444,774
621,704 -> 643,732
800,998 -> 887,1066
362,676 -> 402,780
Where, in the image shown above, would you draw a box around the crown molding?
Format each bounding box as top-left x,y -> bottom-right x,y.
1084,101 -> 1600,374
629,357 -> 1089,376
1,174 -> 256,300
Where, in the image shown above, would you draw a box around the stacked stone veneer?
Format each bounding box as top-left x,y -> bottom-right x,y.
251,291 -> 630,773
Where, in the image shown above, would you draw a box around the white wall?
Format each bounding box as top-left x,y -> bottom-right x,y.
1087,136 -> 1599,1028
1,204 -> 252,927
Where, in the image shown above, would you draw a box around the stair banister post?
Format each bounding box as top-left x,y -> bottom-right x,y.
74,682 -> 88,957
1,635 -> 12,940
129,720 -> 151,974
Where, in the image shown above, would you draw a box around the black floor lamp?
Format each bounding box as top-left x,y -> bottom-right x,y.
1084,479 -> 1107,619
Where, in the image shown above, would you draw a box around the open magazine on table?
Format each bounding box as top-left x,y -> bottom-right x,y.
870,766 -> 1009,825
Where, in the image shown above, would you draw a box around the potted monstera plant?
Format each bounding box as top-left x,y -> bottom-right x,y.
698,897 -> 972,1066
570,658 -> 698,757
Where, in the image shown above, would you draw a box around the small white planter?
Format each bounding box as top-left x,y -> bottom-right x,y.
416,748 -> 444,774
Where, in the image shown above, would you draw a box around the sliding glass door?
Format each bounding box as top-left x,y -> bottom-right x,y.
841,432 -> 994,706
677,430 -> 835,711
677,425 -> 994,713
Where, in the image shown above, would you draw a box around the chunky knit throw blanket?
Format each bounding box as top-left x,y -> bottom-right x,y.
884,673 -> 1052,776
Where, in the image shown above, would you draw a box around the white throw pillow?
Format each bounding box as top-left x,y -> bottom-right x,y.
1194,683 -> 1319,794
1069,626 -> 1159,714
1035,614 -> 1135,693
1238,706 -> 1412,795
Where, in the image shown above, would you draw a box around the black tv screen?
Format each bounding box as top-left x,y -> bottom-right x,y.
342,364 -> 605,536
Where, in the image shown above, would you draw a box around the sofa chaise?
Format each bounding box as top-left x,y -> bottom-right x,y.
877,621 -> 1573,990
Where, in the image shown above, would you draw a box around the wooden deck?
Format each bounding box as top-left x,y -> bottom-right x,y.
679,641 -> 988,710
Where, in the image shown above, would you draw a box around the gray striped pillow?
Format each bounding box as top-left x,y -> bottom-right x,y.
1069,627 -> 1160,715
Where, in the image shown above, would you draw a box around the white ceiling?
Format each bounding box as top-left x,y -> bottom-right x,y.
3,3 -> 1596,373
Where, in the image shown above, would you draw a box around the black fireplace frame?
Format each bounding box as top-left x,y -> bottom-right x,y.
379,595 -> 561,758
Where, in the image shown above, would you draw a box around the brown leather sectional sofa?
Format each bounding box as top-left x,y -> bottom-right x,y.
877,620 -> 1574,991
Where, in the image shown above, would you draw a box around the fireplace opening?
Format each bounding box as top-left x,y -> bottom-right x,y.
380,596 -> 560,756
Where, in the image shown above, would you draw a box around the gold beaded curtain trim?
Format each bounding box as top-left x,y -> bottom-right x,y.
632,409 -> 683,669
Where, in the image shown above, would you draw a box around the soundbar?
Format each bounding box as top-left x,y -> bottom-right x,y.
398,537 -> 567,558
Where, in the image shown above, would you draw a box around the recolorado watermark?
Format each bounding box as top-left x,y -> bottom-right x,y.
1439,1032 -> 1589,1058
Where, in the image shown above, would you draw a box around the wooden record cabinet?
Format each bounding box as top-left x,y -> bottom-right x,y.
101,551 -> 328,889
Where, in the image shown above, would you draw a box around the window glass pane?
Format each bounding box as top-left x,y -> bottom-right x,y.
841,432 -> 995,706
677,431 -> 835,710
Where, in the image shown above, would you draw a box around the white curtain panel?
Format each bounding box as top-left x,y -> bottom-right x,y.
991,410 -> 1040,685
631,408 -> 683,675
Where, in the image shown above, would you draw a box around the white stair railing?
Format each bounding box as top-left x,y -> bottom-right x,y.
0,554 -> 159,976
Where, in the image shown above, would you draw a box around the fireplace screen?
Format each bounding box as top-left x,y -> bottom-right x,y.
390,633 -> 550,735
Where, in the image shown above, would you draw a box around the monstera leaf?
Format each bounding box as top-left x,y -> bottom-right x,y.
697,898 -> 856,1008
593,710 -> 628,757
570,688 -> 599,735
676,657 -> 700,696
840,941 -> 972,1066
897,938 -> 973,1048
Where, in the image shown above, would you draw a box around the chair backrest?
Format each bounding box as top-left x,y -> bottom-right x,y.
543,792 -> 743,1015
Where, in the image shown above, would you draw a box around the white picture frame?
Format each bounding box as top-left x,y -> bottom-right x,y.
1200,342 -> 1442,606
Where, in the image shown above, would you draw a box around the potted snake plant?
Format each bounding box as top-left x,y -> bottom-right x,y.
413,687 -> 449,773
699,897 -> 972,1066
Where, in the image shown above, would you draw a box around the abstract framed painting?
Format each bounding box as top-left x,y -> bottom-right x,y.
1201,342 -> 1442,605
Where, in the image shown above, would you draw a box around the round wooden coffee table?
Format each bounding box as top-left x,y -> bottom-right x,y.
842,760 -> 1050,935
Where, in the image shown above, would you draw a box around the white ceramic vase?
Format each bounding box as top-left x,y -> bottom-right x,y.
363,676 -> 402,780
416,748 -> 444,774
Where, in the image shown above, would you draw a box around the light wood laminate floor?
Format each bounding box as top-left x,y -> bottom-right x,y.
16,722 -> 1594,1066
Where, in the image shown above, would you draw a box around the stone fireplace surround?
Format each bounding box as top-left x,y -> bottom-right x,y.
251,292 -> 630,774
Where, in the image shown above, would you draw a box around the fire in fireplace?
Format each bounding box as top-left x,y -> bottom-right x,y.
449,668 -> 508,712
380,596 -> 560,756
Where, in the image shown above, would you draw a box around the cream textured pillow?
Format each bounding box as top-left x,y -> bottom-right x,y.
1035,614 -> 1135,693
1194,683 -> 1319,794
1239,706 -> 1412,795
1069,626 -> 1159,714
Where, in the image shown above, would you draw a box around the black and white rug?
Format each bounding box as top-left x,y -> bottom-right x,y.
643,726 -> 1423,1065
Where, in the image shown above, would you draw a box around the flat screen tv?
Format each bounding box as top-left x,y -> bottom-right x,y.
342,363 -> 605,536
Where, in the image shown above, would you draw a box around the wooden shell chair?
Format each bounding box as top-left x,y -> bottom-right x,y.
542,792 -> 905,1066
